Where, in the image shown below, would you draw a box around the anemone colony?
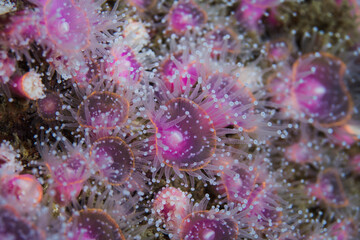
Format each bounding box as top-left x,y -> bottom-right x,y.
0,0 -> 360,239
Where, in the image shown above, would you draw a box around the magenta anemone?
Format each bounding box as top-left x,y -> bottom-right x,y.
308,168 -> 349,208
154,97 -> 216,171
106,44 -> 143,86
36,90 -> 63,121
179,210 -> 238,240
77,91 -> 129,130
45,153 -> 88,205
90,136 -> 135,186
67,208 -> 125,240
152,187 -> 191,230
204,27 -> 240,56
291,52 -> 353,128
0,205 -> 45,240
160,51 -> 204,93
168,0 -> 207,34
0,174 -> 43,208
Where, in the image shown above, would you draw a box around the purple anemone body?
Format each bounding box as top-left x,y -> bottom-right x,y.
68,209 -> 124,240
0,206 -> 43,240
169,0 -> 206,34
180,211 -> 238,240
157,98 -> 216,170
44,0 -> 90,52
77,92 -> 129,130
292,53 -> 352,126
91,137 -> 134,185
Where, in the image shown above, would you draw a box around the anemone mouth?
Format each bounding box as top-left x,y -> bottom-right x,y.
179,210 -> 239,240
36,90 -> 62,121
77,91 -> 130,130
154,97 -> 216,171
90,136 -> 135,186
291,52 -> 353,128
0,205 -> 45,240
44,0 -> 91,52
68,208 -> 125,240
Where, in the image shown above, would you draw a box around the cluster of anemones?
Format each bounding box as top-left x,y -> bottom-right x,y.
0,0 -> 359,239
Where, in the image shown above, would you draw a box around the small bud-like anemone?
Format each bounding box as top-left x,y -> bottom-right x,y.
284,139 -> 322,165
8,71 -> 45,100
265,37 -> 293,63
235,0 -> 284,32
1,9 -> 41,54
0,141 -> 22,175
46,152 -> 89,206
160,51 -> 202,93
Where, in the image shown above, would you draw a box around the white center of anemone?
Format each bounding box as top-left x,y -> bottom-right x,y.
314,84 -> 326,96
201,228 -> 215,240
168,130 -> 184,147
179,12 -> 192,24
324,183 -> 334,193
59,20 -> 70,34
